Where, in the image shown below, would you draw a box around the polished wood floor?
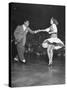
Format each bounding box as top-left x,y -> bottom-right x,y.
11,55 -> 65,87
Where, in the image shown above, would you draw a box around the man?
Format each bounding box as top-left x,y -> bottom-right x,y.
14,20 -> 36,63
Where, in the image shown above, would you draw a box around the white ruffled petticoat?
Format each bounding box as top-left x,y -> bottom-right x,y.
42,37 -> 64,50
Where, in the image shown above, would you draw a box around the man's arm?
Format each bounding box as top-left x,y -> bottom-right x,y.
28,27 -> 36,34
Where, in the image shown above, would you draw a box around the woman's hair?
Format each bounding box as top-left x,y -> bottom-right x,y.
51,17 -> 59,25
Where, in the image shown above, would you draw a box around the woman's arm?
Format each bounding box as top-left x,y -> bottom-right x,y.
35,27 -> 50,33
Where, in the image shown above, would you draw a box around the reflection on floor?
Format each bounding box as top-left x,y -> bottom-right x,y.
11,55 -> 65,87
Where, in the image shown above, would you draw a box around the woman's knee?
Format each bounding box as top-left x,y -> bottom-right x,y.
47,45 -> 54,53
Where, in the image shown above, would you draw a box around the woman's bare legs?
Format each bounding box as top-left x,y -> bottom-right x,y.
47,45 -> 54,65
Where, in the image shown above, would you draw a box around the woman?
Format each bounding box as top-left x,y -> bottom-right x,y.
35,17 -> 64,65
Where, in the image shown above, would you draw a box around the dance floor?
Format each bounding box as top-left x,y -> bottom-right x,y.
11,55 -> 65,87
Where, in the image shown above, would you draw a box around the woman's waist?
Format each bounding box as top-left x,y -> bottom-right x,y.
50,33 -> 57,38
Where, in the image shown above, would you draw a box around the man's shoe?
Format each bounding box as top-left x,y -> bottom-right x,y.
21,59 -> 26,63
14,57 -> 19,61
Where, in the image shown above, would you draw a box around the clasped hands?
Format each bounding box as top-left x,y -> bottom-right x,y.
34,29 -> 41,34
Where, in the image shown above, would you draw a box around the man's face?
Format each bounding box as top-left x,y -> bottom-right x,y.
24,21 -> 29,27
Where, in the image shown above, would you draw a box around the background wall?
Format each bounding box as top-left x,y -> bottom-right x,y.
10,3 -> 65,41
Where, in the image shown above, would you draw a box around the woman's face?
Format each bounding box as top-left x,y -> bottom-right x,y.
50,19 -> 53,24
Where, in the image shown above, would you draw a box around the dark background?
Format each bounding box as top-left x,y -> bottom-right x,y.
9,3 -> 65,87
9,3 -> 65,58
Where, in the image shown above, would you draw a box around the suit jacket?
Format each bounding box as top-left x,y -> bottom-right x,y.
14,24 -> 34,46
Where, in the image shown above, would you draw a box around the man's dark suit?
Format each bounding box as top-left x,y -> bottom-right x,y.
14,24 -> 35,61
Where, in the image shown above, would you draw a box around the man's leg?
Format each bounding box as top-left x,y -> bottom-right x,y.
17,43 -> 26,63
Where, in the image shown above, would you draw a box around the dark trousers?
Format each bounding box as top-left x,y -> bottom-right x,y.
17,42 -> 25,61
